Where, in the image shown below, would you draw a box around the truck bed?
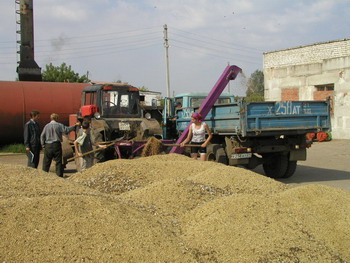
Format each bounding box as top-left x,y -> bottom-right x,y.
176,100 -> 331,137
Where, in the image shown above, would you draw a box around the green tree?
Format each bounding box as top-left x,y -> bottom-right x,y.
246,70 -> 264,102
114,80 -> 129,84
138,86 -> 149,91
42,62 -> 90,83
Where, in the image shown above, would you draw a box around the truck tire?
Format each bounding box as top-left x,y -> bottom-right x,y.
262,153 -> 288,179
281,160 -> 297,178
215,147 -> 228,165
206,144 -> 227,164
206,144 -> 216,162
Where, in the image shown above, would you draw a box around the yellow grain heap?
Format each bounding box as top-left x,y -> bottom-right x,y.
1,154 -> 350,262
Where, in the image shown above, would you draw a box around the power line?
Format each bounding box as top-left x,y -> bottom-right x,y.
0,32 -> 162,50
35,42 -> 162,63
171,26 -> 265,53
171,44 -> 261,66
0,41 -> 162,64
44,31 -> 161,46
0,26 -> 161,44
1,24 -> 262,69
36,26 -> 161,42
170,38 -> 261,60
170,32 -> 262,56
0,38 -> 161,57
36,38 -> 161,53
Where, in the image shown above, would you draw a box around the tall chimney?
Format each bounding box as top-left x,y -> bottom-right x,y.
16,0 -> 42,81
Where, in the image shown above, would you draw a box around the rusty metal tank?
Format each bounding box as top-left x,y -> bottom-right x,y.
0,81 -> 90,145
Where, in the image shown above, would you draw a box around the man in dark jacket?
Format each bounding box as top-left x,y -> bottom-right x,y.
24,110 -> 41,168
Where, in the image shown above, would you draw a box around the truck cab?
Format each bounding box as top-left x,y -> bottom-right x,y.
162,92 -> 236,139
174,92 -> 235,108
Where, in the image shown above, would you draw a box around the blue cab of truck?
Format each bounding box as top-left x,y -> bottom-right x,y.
163,92 -> 235,140
174,92 -> 235,108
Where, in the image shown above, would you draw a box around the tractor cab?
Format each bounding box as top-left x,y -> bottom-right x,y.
79,83 -> 141,119
74,83 -> 162,156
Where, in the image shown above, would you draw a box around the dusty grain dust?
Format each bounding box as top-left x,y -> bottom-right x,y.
1,154 -> 350,262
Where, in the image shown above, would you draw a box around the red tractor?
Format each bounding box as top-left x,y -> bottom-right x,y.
65,83 -> 165,169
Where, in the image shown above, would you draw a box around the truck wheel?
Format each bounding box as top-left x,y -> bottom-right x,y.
206,144 -> 216,161
281,161 -> 297,178
263,153 -> 288,179
215,147 -> 228,165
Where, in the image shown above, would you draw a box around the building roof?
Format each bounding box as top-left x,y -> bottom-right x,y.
90,81 -> 132,87
263,38 -> 350,55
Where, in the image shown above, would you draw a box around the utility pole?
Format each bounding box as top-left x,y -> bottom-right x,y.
163,24 -> 170,97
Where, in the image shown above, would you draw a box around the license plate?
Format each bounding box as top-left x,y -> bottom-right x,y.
119,122 -> 130,131
231,153 -> 252,159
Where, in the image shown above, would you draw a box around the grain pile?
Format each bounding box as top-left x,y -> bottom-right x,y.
1,154 -> 350,262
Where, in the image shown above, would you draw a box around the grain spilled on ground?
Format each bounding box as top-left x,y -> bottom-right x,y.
1,154 -> 350,262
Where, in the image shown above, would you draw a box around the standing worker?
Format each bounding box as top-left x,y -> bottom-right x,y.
23,110 -> 41,168
170,101 -> 182,121
74,121 -> 106,170
180,112 -> 213,161
40,113 -> 79,177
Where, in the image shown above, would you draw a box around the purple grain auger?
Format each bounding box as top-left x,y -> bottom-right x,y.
170,65 -> 242,154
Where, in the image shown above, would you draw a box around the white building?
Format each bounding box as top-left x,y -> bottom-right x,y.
263,38 -> 350,139
139,90 -> 162,107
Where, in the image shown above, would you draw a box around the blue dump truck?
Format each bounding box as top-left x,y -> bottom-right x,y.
174,98 -> 331,179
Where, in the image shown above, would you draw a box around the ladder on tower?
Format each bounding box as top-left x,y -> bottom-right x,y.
15,0 -> 21,66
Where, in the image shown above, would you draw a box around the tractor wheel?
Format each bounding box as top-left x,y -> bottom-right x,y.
61,136 -> 73,169
262,153 -> 288,179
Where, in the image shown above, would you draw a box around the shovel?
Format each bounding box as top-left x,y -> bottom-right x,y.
67,136 -> 124,162
162,143 -> 203,147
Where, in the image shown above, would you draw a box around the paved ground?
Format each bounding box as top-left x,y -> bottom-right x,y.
253,139 -> 350,192
1,139 -> 349,191
0,153 -> 77,176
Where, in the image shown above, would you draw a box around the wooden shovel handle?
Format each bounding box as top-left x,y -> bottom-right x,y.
163,144 -> 203,147
67,141 -> 115,162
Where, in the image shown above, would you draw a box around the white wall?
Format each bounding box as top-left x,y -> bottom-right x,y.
263,39 -> 350,139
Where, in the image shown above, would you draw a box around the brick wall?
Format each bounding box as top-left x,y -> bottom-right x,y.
264,38 -> 350,68
281,88 -> 299,101
313,90 -> 334,101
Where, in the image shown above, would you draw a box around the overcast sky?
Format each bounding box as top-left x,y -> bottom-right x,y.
0,0 -> 349,96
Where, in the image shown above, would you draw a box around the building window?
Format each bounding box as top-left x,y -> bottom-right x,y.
315,84 -> 334,91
